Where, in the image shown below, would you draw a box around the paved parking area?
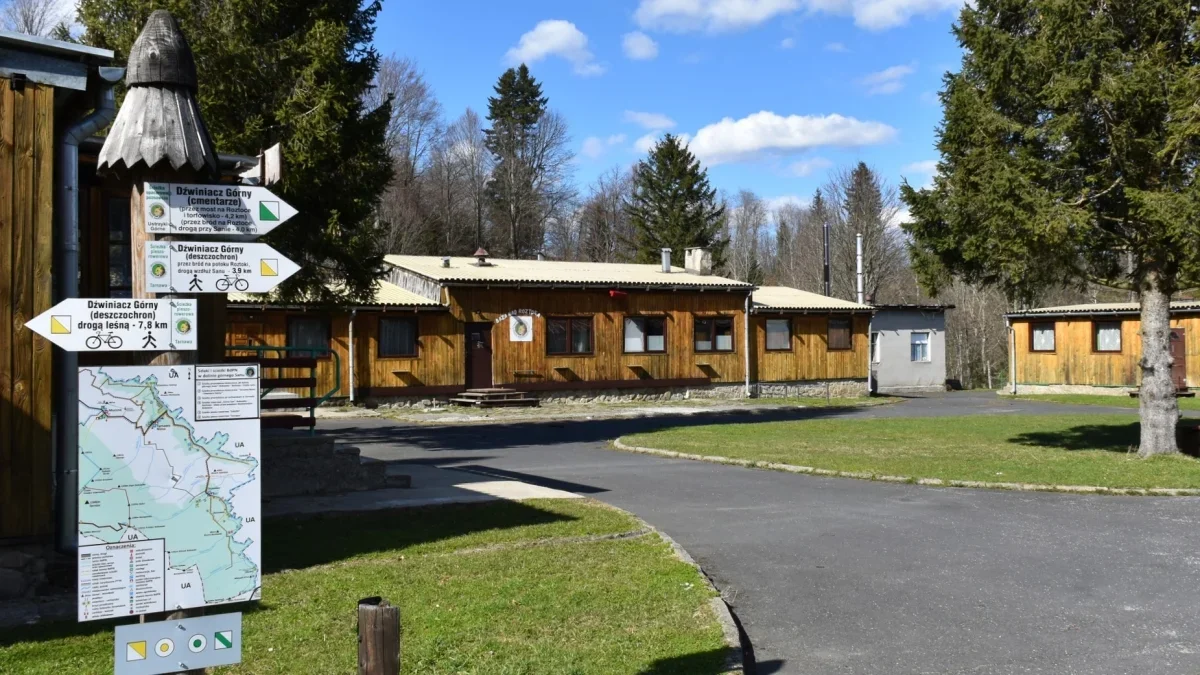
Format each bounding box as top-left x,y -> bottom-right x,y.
321,393 -> 1200,674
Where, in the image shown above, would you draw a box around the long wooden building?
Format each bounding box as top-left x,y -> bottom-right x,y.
223,254 -> 880,403
1007,301 -> 1200,394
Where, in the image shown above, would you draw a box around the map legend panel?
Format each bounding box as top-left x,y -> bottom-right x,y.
78,540 -> 165,621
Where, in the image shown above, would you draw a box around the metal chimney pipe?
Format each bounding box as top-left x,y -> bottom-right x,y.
856,233 -> 864,304
661,248 -> 672,273
822,220 -> 831,296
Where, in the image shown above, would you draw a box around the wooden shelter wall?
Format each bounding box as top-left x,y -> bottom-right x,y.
1012,316 -> 1200,387
447,288 -> 748,386
751,314 -> 869,383
1,82 -> 55,539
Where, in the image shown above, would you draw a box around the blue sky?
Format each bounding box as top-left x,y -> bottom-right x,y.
374,0 -> 966,214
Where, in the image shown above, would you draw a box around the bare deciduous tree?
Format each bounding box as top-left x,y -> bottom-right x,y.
577,167 -> 636,262
726,190 -> 767,283
2,0 -> 67,35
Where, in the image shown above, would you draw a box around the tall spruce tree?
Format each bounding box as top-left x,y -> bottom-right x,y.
901,0 -> 1200,456
76,0 -> 394,303
627,134 -> 727,269
485,64 -> 548,258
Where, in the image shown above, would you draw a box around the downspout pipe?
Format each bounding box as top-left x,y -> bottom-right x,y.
54,68 -> 123,554
744,290 -> 753,398
348,309 -> 357,403
1007,316 -> 1017,395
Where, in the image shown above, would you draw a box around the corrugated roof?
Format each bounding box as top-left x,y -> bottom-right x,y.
228,279 -> 441,307
1007,300 -> 1200,318
384,255 -> 752,289
752,286 -> 873,312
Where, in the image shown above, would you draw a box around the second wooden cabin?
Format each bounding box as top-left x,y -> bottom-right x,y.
226,249 -> 878,403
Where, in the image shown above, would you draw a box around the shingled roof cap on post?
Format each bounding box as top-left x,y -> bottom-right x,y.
97,10 -> 217,176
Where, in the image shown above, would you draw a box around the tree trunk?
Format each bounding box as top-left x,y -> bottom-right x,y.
1138,275 -> 1180,457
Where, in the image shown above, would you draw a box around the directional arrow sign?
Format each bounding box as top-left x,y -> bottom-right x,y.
144,182 -> 298,236
146,241 -> 300,294
25,298 -> 197,351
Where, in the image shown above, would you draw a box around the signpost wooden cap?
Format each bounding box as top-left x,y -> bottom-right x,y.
126,10 -> 198,89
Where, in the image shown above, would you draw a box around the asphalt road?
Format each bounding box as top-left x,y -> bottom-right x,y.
320,393 -> 1200,675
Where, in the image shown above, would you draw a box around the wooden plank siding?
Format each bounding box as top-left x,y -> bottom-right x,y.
1,82 -> 55,539
226,309 -> 460,397
751,314 -> 870,382
1012,315 -> 1200,387
446,288 -> 749,386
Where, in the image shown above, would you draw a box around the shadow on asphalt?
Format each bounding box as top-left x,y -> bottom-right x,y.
636,648 -> 745,674
320,405 -> 865,453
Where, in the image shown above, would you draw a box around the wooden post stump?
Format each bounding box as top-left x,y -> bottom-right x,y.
357,596 -> 401,675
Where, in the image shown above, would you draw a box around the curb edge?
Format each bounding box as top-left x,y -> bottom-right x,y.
610,439 -> 1200,497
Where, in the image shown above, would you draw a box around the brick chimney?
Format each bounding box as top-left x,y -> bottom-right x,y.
684,247 -> 712,276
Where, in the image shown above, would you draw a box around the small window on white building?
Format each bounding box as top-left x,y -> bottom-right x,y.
870,332 -> 881,363
910,332 -> 931,362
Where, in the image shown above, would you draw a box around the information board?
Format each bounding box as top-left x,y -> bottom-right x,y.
25,298 -> 196,352
78,365 -> 262,622
144,181 -> 297,236
144,241 -> 300,294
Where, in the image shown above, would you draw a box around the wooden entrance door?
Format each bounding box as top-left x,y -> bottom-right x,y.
466,323 -> 493,389
1170,328 -> 1188,391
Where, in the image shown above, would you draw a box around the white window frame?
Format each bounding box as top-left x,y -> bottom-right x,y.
870,331 -> 881,364
910,331 -> 931,363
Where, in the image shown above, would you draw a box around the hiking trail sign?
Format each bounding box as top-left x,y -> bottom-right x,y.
144,182 -> 297,236
145,241 -> 300,294
25,299 -> 197,352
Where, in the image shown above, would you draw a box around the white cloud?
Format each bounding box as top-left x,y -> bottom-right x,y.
825,41 -> 848,52
860,64 -> 915,95
903,159 -> 938,175
685,111 -> 897,165
625,110 -> 677,130
581,134 -> 628,159
505,20 -> 604,76
634,133 -> 663,154
789,157 -> 833,176
919,90 -> 940,105
780,37 -> 796,49
623,31 -> 660,60
635,0 -> 801,32
633,0 -> 963,32
889,207 -> 913,227
765,195 -> 812,212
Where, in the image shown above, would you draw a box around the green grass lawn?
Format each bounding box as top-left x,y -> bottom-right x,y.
1015,393 -> 1200,410
0,500 -> 729,675
620,414 -> 1200,489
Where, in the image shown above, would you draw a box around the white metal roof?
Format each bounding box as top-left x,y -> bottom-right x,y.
0,30 -> 114,60
752,286 -> 873,312
228,279 -> 441,308
1007,300 -> 1200,318
384,255 -> 753,289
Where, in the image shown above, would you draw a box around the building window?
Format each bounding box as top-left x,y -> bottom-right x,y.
911,332 -> 931,362
1031,322 -> 1056,352
695,317 -> 734,352
378,317 -> 418,357
287,317 -> 330,358
624,317 -> 666,353
870,332 -> 881,363
548,317 -> 593,355
1093,321 -> 1122,353
766,319 -> 791,351
827,317 -> 852,351
107,197 -> 132,297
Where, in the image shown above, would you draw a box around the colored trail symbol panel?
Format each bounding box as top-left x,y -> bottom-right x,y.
145,241 -> 300,294
144,181 -> 297,236
114,612 -> 242,675
79,365 -> 262,622
25,298 -> 197,352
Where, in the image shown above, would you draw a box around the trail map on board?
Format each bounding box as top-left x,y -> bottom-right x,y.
77,365 -> 261,621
